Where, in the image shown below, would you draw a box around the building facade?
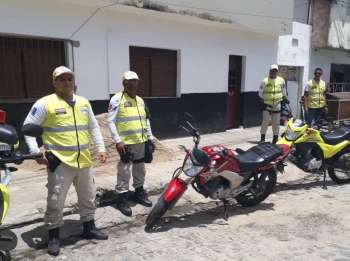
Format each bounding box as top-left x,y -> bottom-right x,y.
0,0 -> 293,138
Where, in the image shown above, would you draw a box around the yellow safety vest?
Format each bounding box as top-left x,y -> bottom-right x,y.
113,92 -> 147,145
42,94 -> 92,168
262,76 -> 284,106
307,79 -> 326,109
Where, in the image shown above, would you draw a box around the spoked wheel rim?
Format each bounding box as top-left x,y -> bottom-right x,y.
243,172 -> 271,199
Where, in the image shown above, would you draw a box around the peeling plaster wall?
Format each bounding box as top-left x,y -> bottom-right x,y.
328,2 -> 350,50
311,0 -> 331,48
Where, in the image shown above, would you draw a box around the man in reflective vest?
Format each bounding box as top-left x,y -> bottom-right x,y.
107,71 -> 154,216
259,64 -> 288,144
23,66 -> 108,256
303,67 -> 328,127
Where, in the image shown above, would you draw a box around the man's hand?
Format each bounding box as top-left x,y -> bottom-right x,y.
149,140 -> 156,153
324,106 -> 328,114
36,149 -> 48,165
97,152 -> 107,163
116,142 -> 125,155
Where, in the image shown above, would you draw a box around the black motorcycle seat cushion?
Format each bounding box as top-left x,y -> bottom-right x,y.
235,143 -> 283,172
321,128 -> 350,145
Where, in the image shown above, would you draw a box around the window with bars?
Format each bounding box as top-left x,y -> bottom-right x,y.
0,36 -> 67,102
129,46 -> 177,97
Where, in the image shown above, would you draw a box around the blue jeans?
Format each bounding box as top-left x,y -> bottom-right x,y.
307,107 -> 325,127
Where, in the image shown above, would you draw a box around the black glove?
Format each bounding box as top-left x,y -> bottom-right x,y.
282,98 -> 290,105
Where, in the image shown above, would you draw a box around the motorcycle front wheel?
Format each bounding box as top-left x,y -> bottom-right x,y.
145,197 -> 170,231
235,170 -> 277,207
328,167 -> 350,184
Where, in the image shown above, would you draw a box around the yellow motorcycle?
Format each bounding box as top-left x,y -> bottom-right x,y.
0,111 -> 42,260
277,116 -> 350,189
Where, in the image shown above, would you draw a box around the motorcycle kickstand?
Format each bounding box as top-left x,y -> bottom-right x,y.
322,168 -> 327,190
222,199 -> 229,221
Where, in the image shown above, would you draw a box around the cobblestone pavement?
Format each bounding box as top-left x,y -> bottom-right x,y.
4,129 -> 350,261
10,176 -> 350,261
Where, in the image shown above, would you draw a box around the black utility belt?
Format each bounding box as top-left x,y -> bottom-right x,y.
264,104 -> 281,113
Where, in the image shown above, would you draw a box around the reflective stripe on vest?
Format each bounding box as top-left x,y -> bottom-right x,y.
262,76 -> 284,106
42,94 -> 92,169
113,92 -> 147,145
307,79 -> 326,109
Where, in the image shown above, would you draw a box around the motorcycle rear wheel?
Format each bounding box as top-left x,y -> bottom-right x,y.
328,167 -> 350,184
145,197 -> 170,231
235,170 -> 277,207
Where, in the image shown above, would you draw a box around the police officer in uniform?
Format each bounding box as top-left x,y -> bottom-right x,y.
23,66 -> 108,256
259,64 -> 288,144
303,67 -> 328,126
107,71 -> 154,216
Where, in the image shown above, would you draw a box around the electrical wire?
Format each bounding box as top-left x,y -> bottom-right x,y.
69,1 -> 119,40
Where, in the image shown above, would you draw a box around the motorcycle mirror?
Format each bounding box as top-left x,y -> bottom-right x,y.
21,124 -> 43,138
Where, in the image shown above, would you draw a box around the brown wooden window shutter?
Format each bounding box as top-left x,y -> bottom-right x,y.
129,46 -> 177,97
0,36 -> 66,102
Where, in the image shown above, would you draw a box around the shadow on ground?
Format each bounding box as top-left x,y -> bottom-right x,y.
146,202 -> 275,233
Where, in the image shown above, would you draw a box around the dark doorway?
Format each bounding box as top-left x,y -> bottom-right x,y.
226,55 -> 242,129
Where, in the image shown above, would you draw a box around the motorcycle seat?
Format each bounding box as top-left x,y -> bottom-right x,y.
321,127 -> 350,145
234,142 -> 283,172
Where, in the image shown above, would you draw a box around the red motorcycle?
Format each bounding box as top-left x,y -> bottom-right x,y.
145,120 -> 288,230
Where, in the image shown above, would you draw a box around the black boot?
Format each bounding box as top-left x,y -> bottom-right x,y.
47,228 -> 60,256
259,134 -> 266,143
116,192 -> 132,216
272,135 -> 278,144
134,186 -> 152,207
82,220 -> 108,240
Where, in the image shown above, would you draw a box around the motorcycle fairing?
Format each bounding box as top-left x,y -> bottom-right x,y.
163,178 -> 187,203
295,129 -> 350,159
0,184 -> 9,224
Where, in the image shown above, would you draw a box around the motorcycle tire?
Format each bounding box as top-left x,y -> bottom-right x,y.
145,197 -> 170,231
328,167 -> 350,184
0,251 -> 6,261
235,170 -> 277,207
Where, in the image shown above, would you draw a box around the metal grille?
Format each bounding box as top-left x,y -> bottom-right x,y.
0,36 -> 67,101
329,83 -> 350,93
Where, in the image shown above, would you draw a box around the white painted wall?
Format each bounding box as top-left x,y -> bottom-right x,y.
106,11 -> 278,95
278,22 -> 311,87
0,0 -> 280,101
310,49 -> 350,82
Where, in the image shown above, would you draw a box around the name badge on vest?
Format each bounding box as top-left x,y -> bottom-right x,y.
55,108 -> 67,115
124,101 -> 132,107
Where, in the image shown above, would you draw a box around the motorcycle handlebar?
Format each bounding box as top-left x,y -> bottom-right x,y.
0,153 -> 42,164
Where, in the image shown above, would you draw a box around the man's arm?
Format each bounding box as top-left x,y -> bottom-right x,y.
107,95 -> 122,144
87,103 -> 106,153
23,100 -> 46,154
258,81 -> 264,99
282,79 -> 288,99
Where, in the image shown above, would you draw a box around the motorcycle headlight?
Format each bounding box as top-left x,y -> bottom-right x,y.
285,126 -> 301,141
183,157 -> 202,177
